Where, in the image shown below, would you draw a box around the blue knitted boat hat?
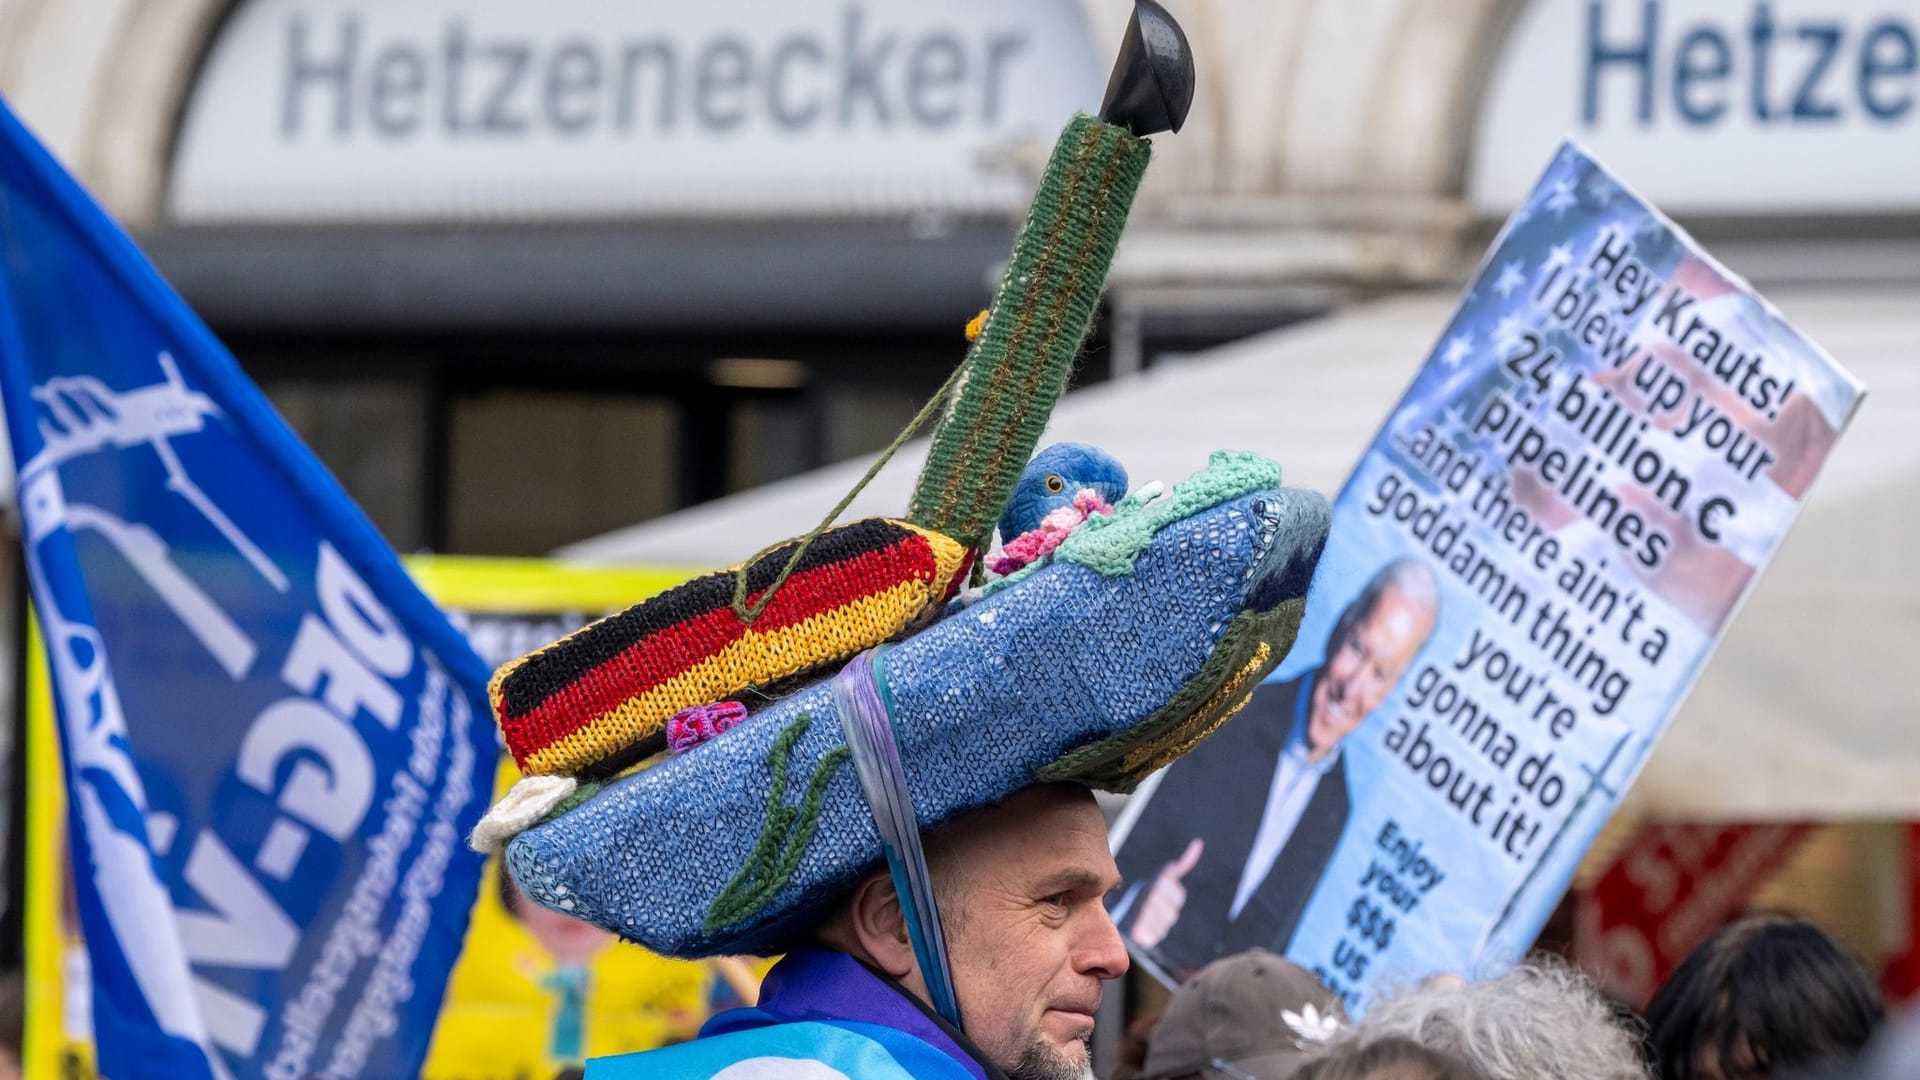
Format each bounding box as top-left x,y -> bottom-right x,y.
502,454 -> 1328,958
481,1 -> 1333,959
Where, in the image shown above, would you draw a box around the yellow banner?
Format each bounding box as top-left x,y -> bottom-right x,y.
22,614 -> 92,1079
22,555 -> 752,1079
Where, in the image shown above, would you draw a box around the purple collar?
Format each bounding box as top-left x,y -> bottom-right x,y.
702,948 -> 1002,1080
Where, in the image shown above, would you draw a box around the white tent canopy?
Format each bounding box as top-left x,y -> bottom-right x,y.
563,288 -> 1920,821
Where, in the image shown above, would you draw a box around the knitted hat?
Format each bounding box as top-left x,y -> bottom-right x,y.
1141,950 -> 1349,1080
482,1 -> 1332,961
504,457 -> 1326,956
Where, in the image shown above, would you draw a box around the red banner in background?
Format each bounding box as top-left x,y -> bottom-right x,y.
1575,823 -> 1813,1009
1879,824 -> 1920,1002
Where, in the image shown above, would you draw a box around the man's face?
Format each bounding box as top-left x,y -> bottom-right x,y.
1308,585 -> 1432,755
933,786 -> 1129,1080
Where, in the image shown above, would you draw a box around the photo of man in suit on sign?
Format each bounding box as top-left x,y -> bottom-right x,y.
1111,558 -> 1439,981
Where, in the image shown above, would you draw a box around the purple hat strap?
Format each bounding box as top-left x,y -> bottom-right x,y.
830,647 -> 963,1028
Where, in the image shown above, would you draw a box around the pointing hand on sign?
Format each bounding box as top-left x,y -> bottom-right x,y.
1129,837 -> 1203,950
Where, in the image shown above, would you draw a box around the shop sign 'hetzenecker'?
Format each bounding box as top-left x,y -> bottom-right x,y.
168,0 -> 1102,223
1472,0 -> 1918,213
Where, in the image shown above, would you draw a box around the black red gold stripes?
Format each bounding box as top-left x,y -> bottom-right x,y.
491,518 -> 969,776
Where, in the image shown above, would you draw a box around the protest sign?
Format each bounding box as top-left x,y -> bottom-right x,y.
1110,142 -> 1865,1008
0,95 -> 498,1079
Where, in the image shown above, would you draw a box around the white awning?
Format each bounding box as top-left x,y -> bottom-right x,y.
562,287 -> 1920,820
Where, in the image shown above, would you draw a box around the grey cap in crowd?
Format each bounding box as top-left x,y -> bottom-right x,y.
1142,949 -> 1350,1080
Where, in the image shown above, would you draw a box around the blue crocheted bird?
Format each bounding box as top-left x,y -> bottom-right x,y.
997,442 -> 1130,543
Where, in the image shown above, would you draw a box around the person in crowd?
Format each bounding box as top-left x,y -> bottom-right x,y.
1116,558 -> 1440,976
1644,913 -> 1884,1079
471,6 -> 1342,1073
1334,961 -> 1646,1080
484,434 -> 1325,1080
1797,1004 -> 1920,1080
578,782 -> 1130,1079
1293,1036 -> 1486,1080
1134,948 -> 1350,1080
808,783 -> 1130,1080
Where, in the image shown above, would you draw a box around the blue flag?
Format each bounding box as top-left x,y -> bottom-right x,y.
0,98 -> 499,1078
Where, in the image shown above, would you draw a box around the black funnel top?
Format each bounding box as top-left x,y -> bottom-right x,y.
1099,0 -> 1195,136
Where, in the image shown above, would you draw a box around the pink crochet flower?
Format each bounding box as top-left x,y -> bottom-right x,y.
667,701 -> 749,753
988,489 -> 1114,575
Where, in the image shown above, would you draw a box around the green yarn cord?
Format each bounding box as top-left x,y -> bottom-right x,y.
907,115 -> 1151,553
706,711 -> 852,932
730,359 -> 968,625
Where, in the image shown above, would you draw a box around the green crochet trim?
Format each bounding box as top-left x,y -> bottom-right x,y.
1038,596 -> 1305,792
705,711 -> 851,933
1061,451 -> 1280,577
908,115 -> 1151,554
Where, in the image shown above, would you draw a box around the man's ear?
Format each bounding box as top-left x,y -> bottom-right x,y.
846,872 -> 916,980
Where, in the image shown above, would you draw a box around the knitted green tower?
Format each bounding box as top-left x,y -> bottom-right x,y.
907,0 -> 1193,555
905,118 -> 1150,554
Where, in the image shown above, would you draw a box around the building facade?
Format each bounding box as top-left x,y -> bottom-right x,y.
1,0 -> 1912,555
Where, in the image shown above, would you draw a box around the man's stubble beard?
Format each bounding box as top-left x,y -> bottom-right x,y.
1007,1031 -> 1093,1080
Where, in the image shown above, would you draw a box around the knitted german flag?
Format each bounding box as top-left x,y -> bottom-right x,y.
491,519 -> 970,777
